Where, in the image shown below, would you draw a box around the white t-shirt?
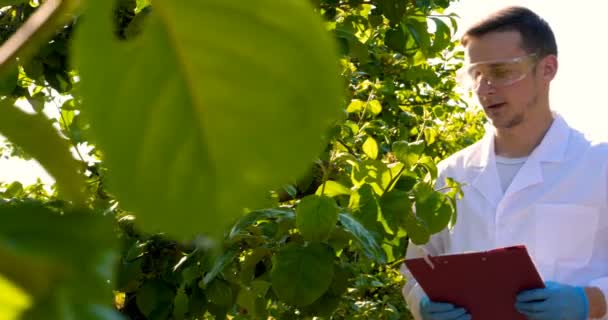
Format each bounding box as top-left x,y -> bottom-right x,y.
495,155 -> 528,193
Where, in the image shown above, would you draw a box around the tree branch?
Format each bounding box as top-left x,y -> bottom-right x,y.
0,0 -> 78,75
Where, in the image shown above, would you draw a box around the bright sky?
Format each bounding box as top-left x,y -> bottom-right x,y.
1,0 -> 607,186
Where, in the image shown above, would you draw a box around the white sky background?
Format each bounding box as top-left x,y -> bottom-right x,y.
1,0 -> 607,186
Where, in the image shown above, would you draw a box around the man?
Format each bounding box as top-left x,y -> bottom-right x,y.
401,6 -> 608,320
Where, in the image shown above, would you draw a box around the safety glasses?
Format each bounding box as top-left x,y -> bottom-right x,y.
456,53 -> 538,91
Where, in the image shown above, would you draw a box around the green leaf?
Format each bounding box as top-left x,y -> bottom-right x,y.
0,102 -> 85,204
379,189 -> 412,235
430,17 -> 452,53
0,274 -> 31,320
414,183 -> 453,234
385,26 -> 406,53
432,105 -> 445,118
351,159 -> 391,195
368,100 -> 383,115
239,248 -> 271,285
377,0 -> 406,24
201,249 -> 238,287
2,181 -> 23,198
315,180 -> 352,197
296,195 -> 340,242
271,243 -> 334,307
403,212 -> 430,245
392,140 -> 425,168
417,155 -> 438,181
348,184 -> 383,236
424,127 -> 438,145
405,20 -> 431,53
0,63 -> 18,96
0,202 -> 120,317
136,280 -> 175,318
346,99 -> 364,113
206,279 -> 234,307
362,136 -> 379,159
74,0 -> 344,239
236,280 -> 269,319
229,208 -> 295,239
172,286 -> 188,320
338,213 -> 386,263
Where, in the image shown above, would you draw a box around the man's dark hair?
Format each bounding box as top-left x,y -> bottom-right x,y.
461,6 -> 558,57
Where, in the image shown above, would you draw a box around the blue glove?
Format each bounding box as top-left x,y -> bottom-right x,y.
420,296 -> 471,320
515,281 -> 589,320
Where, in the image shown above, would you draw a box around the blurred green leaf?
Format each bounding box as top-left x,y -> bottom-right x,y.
74,0 -> 344,239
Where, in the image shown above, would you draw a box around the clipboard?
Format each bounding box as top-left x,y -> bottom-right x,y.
404,245 -> 545,320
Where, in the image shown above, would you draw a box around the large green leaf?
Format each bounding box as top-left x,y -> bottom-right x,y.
338,213 -> 387,264
73,0 -> 343,238
296,195 -> 340,242
0,202 -> 121,319
0,102 -> 85,205
271,243 -> 334,307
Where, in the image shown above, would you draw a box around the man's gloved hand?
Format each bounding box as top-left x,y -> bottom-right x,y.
420,296 -> 471,320
515,281 -> 589,320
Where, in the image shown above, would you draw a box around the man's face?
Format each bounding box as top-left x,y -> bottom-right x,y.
463,31 -> 543,129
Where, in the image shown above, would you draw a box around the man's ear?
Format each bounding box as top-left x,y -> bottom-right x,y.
541,55 -> 558,80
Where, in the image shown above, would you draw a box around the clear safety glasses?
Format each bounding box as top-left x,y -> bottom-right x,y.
456,53 -> 538,91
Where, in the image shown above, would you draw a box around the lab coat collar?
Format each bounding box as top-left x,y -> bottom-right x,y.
467,113 -> 571,205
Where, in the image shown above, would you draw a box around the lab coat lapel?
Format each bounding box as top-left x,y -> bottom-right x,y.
470,132 -> 503,207
505,115 -> 570,197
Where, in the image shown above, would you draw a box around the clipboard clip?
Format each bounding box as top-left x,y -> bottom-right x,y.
417,246 -> 435,270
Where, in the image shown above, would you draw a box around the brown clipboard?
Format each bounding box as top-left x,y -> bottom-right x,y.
404,245 -> 545,320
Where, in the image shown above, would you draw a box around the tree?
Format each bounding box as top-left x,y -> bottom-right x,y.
0,0 -> 485,319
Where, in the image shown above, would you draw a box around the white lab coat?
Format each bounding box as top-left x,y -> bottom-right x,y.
401,115 -> 608,320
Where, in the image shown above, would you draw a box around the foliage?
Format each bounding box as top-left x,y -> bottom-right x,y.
0,0 -> 485,319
